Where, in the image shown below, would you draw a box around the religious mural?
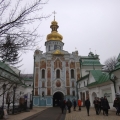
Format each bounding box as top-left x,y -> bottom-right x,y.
70,62 -> 75,69
35,68 -> 39,87
40,60 -> 46,69
66,61 -> 69,67
47,80 -> 51,86
56,80 -> 61,87
54,58 -> 62,70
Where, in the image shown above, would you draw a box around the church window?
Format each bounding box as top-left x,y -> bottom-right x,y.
71,69 -> 74,78
56,69 -> 60,78
42,69 -> 45,78
72,91 -> 75,96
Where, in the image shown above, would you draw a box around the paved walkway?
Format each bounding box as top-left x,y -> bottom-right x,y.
7,107 -> 120,120
65,107 -> 120,120
8,107 -> 47,120
23,107 -> 66,120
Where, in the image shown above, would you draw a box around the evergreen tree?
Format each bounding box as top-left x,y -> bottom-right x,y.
0,35 -> 21,65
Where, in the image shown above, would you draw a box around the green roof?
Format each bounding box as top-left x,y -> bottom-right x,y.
0,61 -> 17,75
81,60 -> 102,66
88,72 -> 110,87
90,70 -> 102,81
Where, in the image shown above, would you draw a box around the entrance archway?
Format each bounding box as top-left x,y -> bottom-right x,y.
53,92 -> 64,107
92,92 -> 97,102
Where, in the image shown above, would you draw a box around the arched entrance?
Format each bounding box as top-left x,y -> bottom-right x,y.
53,92 -> 64,107
92,92 -> 97,102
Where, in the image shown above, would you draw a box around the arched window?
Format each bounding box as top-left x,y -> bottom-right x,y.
56,69 -> 60,78
42,69 -> 45,78
71,69 -> 74,78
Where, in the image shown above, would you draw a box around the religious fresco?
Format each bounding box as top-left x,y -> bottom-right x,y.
56,80 -> 61,87
67,87 -> 70,95
35,68 -> 38,87
72,81 -> 74,87
40,60 -> 46,69
47,60 -> 51,67
70,62 -> 75,69
47,68 -> 51,78
54,58 -> 62,70
47,88 -> 51,96
35,62 -> 39,67
59,56 -> 65,61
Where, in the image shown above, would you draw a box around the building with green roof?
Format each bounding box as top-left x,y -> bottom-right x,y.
77,52 -> 120,110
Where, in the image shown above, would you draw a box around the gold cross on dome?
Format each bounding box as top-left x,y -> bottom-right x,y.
53,11 -> 57,20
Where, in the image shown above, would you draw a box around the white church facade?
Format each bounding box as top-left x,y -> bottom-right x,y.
33,18 -> 81,107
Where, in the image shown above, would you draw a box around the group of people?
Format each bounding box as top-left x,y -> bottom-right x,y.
85,96 -> 120,116
59,99 -> 82,114
59,96 -> 120,116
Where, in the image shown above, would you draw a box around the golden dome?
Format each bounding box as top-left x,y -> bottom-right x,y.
46,20 -> 63,41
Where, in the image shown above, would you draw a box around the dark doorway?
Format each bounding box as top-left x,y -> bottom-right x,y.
53,92 -> 64,107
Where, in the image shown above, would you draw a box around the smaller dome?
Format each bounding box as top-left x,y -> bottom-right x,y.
51,20 -> 58,25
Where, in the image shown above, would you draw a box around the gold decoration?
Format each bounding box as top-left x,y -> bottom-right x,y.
53,50 -> 63,55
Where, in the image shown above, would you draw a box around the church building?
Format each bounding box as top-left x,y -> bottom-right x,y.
33,18 -> 80,107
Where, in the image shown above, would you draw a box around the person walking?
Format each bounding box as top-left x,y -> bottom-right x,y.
102,96 -> 110,116
73,99 -> 77,111
113,97 -> 119,115
66,99 -> 72,113
78,99 -> 82,111
60,99 -> 65,114
93,97 -> 99,115
85,97 -> 90,116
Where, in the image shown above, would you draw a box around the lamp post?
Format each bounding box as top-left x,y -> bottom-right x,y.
12,85 -> 16,114
2,83 -> 6,111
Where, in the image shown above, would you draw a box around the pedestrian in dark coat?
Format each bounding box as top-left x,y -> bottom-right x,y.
60,99 -> 65,114
113,97 -> 120,115
93,97 -> 99,115
85,97 -> 90,116
102,97 -> 110,116
66,99 -> 72,113
73,99 -> 77,111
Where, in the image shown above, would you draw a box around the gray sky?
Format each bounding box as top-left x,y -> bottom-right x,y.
20,0 -> 120,74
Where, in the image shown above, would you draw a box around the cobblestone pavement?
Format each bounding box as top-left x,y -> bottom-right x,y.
65,107 -> 120,120
7,107 -> 47,120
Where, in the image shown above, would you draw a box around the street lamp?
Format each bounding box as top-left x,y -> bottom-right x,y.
2,83 -> 6,110
12,85 -> 17,114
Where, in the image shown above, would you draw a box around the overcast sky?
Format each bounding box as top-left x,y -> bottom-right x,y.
20,0 -> 120,74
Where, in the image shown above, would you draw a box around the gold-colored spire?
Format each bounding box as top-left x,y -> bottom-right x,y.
46,11 -> 63,41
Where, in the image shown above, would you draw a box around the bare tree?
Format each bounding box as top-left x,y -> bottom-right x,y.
0,0 -> 50,52
104,56 -> 117,72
